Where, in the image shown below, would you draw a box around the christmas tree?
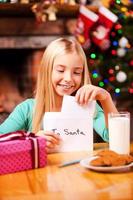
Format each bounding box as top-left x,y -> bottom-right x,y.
75,0 -> 133,108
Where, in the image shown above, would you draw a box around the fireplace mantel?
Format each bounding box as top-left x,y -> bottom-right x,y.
0,3 -> 98,48
0,3 -> 98,17
0,17 -> 76,48
0,36 -> 75,49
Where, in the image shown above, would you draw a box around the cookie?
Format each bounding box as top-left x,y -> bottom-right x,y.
96,149 -> 118,157
90,149 -> 133,167
90,157 -> 104,166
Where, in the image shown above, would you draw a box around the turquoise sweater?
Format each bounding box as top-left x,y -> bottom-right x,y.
0,99 -> 109,141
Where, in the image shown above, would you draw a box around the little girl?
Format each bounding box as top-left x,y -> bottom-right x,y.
0,38 -> 118,152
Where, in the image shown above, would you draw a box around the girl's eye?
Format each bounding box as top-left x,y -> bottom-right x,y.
57,69 -> 64,73
74,71 -> 82,75
57,70 -> 64,73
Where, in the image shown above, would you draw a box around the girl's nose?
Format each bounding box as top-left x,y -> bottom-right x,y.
64,72 -> 72,82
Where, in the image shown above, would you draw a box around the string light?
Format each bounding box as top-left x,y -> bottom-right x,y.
103,79 -> 109,84
112,40 -> 118,46
115,24 -> 122,30
90,53 -> 96,59
111,49 -> 117,55
115,65 -> 120,70
92,70 -> 99,78
111,31 -> 116,37
89,59 -> 95,65
115,88 -> 121,93
116,0 -> 121,4
117,29 -> 123,34
92,72 -> 98,78
99,81 -> 104,87
121,7 -> 128,13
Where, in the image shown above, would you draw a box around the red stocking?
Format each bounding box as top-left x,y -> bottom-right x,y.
75,5 -> 99,49
92,6 -> 118,50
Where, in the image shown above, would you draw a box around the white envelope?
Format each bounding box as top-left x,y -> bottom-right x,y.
43,95 -> 96,152
61,95 -> 96,116
43,112 -> 93,152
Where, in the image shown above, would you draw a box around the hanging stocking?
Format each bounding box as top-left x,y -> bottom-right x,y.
75,5 -> 99,49
92,6 -> 118,50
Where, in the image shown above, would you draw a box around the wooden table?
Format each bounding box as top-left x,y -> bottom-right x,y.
0,143 -> 133,200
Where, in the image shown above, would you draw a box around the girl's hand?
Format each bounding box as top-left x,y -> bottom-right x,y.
75,84 -> 109,105
36,130 -> 61,153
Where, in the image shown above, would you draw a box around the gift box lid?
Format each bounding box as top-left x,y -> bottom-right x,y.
0,132 -> 46,156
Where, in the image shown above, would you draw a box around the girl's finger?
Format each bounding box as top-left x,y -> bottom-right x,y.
45,131 -> 61,140
84,88 -> 93,103
89,90 -> 97,101
75,88 -> 86,105
37,131 -> 60,145
43,134 -> 60,145
75,88 -> 81,102
46,141 -> 55,148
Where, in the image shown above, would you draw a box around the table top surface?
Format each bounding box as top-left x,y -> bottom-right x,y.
0,143 -> 133,200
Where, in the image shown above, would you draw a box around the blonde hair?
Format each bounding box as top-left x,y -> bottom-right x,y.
32,37 -> 91,133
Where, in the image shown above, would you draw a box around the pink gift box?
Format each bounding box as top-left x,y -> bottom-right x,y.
0,131 -> 47,175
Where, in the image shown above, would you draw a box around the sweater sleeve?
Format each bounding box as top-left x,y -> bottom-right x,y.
0,99 -> 34,134
93,103 -> 109,142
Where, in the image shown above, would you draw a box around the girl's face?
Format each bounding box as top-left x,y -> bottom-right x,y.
52,51 -> 84,97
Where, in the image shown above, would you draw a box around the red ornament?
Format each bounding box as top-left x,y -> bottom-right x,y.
129,60 -> 133,66
108,69 -> 114,74
109,76 -> 115,82
128,88 -> 133,94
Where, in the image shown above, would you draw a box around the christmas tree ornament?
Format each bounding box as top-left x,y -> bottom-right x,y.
108,69 -> 114,74
129,88 -> 133,94
116,71 -> 127,82
119,37 -> 128,47
129,60 -> 133,66
117,47 -> 126,57
75,5 -> 99,49
92,6 -> 118,50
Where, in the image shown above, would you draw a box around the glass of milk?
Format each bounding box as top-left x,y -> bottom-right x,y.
108,112 -> 130,154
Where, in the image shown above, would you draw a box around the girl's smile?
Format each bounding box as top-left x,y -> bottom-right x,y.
57,83 -> 74,91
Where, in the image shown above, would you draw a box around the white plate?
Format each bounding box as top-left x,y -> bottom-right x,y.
80,156 -> 133,172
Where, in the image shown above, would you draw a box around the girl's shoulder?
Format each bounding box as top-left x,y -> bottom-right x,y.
21,98 -> 35,105
16,98 -> 35,111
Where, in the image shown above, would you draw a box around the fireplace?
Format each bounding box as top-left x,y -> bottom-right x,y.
0,4 -> 76,122
0,48 -> 43,120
